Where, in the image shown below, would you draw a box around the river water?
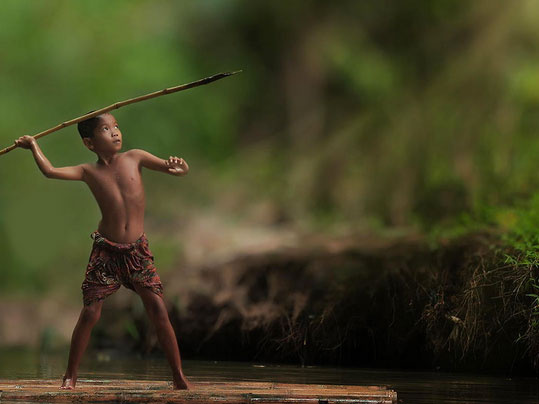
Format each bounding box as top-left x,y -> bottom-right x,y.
0,348 -> 538,403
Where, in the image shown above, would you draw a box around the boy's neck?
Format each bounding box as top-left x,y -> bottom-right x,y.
95,151 -> 118,166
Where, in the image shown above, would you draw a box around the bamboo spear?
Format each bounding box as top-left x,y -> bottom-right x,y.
0,70 -> 241,156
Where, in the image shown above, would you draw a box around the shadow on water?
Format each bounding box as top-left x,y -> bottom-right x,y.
0,347 -> 538,404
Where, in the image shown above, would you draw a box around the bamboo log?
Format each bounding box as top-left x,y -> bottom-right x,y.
0,379 -> 398,403
0,70 -> 241,156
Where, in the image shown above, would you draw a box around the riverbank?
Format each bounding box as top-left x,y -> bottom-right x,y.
91,229 -> 539,374
2,227 -> 537,374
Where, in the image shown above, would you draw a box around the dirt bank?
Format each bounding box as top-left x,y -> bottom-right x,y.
91,230 -> 539,373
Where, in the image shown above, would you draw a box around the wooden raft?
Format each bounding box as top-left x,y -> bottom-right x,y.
0,379 -> 397,403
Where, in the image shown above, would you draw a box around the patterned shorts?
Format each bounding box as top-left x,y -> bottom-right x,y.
81,231 -> 163,306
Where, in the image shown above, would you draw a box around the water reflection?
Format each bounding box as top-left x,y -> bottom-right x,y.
0,348 -> 538,403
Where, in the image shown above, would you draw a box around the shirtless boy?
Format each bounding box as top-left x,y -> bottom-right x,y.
14,112 -> 192,390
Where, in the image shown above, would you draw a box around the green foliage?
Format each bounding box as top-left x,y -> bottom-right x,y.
485,193 -> 539,336
3,1 -> 539,297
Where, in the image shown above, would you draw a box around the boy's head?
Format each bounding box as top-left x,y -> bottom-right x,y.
78,112 -> 122,154
77,111 -> 101,139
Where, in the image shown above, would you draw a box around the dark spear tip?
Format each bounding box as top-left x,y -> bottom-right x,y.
199,70 -> 242,83
218,70 -> 243,77
199,70 -> 242,85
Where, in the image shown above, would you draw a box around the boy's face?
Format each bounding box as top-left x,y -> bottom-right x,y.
83,113 -> 122,154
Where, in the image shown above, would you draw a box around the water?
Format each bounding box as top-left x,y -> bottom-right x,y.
0,348 -> 538,403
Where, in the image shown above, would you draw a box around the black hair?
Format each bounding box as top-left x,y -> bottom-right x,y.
77,110 -> 104,139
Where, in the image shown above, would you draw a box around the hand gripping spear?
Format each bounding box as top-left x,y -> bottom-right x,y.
0,70 -> 241,156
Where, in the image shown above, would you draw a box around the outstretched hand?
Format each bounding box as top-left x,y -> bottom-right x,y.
165,156 -> 188,176
14,135 -> 36,149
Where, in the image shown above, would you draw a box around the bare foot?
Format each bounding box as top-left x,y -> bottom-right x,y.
173,374 -> 193,390
60,375 -> 77,390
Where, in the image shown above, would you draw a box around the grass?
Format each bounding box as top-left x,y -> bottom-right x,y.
418,192 -> 539,369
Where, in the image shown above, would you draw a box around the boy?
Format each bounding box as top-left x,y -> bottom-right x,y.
14,112 -> 192,390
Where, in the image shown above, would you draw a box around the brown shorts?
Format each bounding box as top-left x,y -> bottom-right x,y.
81,231 -> 163,306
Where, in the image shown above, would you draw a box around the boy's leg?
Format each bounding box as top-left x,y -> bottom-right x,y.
60,299 -> 104,389
133,284 -> 192,390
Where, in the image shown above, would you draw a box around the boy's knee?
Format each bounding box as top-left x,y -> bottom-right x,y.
154,305 -> 170,324
81,303 -> 102,324
145,297 -> 169,324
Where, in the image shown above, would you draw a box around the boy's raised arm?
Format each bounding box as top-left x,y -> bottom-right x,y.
130,148 -> 189,176
15,135 -> 85,181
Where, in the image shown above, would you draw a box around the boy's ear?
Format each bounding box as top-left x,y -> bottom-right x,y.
82,138 -> 94,150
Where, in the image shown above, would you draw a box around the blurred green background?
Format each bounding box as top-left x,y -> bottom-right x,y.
1,0 -> 539,307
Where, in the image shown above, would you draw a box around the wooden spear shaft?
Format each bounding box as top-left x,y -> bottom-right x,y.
0,70 -> 241,156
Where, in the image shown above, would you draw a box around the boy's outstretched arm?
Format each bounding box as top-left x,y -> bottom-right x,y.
14,135 -> 84,181
130,148 -> 189,176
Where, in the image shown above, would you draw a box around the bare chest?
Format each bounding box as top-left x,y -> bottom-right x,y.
86,159 -> 144,200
